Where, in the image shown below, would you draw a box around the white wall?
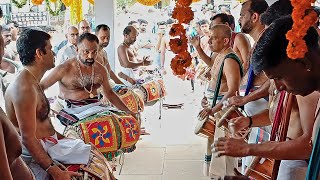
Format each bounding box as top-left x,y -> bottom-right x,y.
95,0 -> 116,71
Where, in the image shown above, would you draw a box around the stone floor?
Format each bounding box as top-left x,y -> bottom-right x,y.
112,78 -> 211,180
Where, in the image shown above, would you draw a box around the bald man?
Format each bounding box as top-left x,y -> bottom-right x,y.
117,26 -> 151,84
78,20 -> 91,35
56,26 -> 79,64
197,24 -> 243,177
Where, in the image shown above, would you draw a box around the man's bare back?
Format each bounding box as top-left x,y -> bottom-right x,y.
118,44 -> 139,66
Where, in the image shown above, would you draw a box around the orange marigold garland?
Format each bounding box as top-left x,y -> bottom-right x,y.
169,36 -> 188,54
286,0 -> 318,59
172,5 -> 194,24
170,0 -> 194,77
169,24 -> 186,37
31,0 -> 44,5
136,0 -> 161,6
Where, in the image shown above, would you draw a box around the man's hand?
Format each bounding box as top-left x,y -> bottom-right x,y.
53,170 -> 82,180
228,94 -> 247,107
198,107 -> 214,120
212,137 -> 250,157
143,56 -> 152,66
201,96 -> 209,108
228,116 -> 250,133
189,35 -> 201,49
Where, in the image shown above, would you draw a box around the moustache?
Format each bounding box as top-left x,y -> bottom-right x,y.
101,43 -> 109,47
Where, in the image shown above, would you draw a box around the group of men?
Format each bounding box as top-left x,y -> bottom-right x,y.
189,0 -> 320,179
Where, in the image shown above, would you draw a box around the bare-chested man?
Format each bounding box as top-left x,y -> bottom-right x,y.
95,24 -> 123,85
41,33 -> 132,113
0,26 -> 34,180
1,25 -> 17,73
117,26 -> 151,84
210,13 -> 251,69
196,24 -> 243,177
216,16 -> 320,179
5,29 -> 80,180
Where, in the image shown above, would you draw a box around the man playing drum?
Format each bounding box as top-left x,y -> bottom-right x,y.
41,33 -> 132,113
5,29 -> 84,180
117,26 -> 151,85
214,16 -> 320,179
196,24 -> 243,177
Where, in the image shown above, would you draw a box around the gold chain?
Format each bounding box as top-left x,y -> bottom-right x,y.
76,57 -> 95,97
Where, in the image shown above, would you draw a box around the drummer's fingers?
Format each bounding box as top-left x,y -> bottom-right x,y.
215,151 -> 227,157
213,137 -> 227,146
211,145 -> 225,153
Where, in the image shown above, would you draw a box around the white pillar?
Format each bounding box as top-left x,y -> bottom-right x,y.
95,0 -> 116,71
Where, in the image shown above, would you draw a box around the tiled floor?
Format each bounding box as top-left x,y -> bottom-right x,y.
112,79 -> 211,180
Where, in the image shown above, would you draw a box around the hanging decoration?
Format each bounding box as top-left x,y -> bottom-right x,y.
45,0 -> 63,16
62,0 -> 72,6
136,0 -> 161,6
70,0 -> 83,25
286,0 -> 318,59
50,0 -> 58,2
169,0 -> 193,77
32,0 -> 44,5
192,0 -> 201,2
87,0 -> 94,4
12,0 -> 27,8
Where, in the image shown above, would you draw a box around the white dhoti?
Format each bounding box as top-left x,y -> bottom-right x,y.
277,160 -> 312,180
21,133 -> 91,180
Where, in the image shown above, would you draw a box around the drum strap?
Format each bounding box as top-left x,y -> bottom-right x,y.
270,91 -> 286,141
306,97 -> 320,180
271,93 -> 293,180
211,53 -> 243,108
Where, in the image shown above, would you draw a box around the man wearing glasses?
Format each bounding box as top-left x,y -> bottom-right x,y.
56,26 -> 79,64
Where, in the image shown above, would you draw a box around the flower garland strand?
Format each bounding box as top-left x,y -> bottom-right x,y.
136,0 -> 161,6
62,0 -> 72,7
286,0 -> 318,59
169,0 -> 194,77
45,0 -> 63,16
32,0 -> 44,5
70,0 -> 83,25
12,0 -> 27,8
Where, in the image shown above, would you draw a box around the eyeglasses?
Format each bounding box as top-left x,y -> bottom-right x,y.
70,33 -> 79,37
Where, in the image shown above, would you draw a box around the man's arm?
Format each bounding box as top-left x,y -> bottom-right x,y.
100,65 -> 132,113
117,46 -> 147,69
212,58 -> 241,114
160,38 -> 167,68
216,91 -> 318,159
40,65 -> 65,90
190,36 -> 213,66
103,53 -> 123,85
0,121 -> 13,180
233,33 -> 251,69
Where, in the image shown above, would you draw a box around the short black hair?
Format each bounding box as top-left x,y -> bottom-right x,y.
243,0 -> 269,15
0,7 -> 3,18
228,14 -> 235,26
78,33 -> 99,45
128,20 -> 137,25
260,0 -> 293,26
123,26 -> 134,35
157,21 -> 166,26
198,19 -> 209,26
251,16 -> 319,74
17,29 -> 51,66
138,19 -> 148,25
166,18 -> 174,25
95,24 -> 110,35
210,13 -> 230,24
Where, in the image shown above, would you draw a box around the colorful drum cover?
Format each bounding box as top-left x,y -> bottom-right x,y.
64,112 -> 140,160
119,90 -> 144,113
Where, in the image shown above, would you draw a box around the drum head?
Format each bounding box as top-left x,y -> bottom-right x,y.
194,117 -> 207,134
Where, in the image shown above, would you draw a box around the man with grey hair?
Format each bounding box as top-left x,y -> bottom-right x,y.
56,26 -> 79,64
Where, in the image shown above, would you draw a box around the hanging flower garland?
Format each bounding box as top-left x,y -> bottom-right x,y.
62,0 -> 72,6
286,0 -> 318,59
70,0 -> 83,25
169,0 -> 193,77
32,0 -> 44,5
87,0 -> 94,4
45,0 -> 63,16
12,0 -> 27,8
136,0 -> 161,6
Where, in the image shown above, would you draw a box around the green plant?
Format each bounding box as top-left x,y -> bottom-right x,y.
45,0 -> 63,16
12,0 -> 27,8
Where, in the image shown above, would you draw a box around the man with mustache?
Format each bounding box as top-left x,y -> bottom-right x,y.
1,25 -> 16,73
95,24 -> 123,85
117,26 -> 151,85
41,33 -> 132,114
